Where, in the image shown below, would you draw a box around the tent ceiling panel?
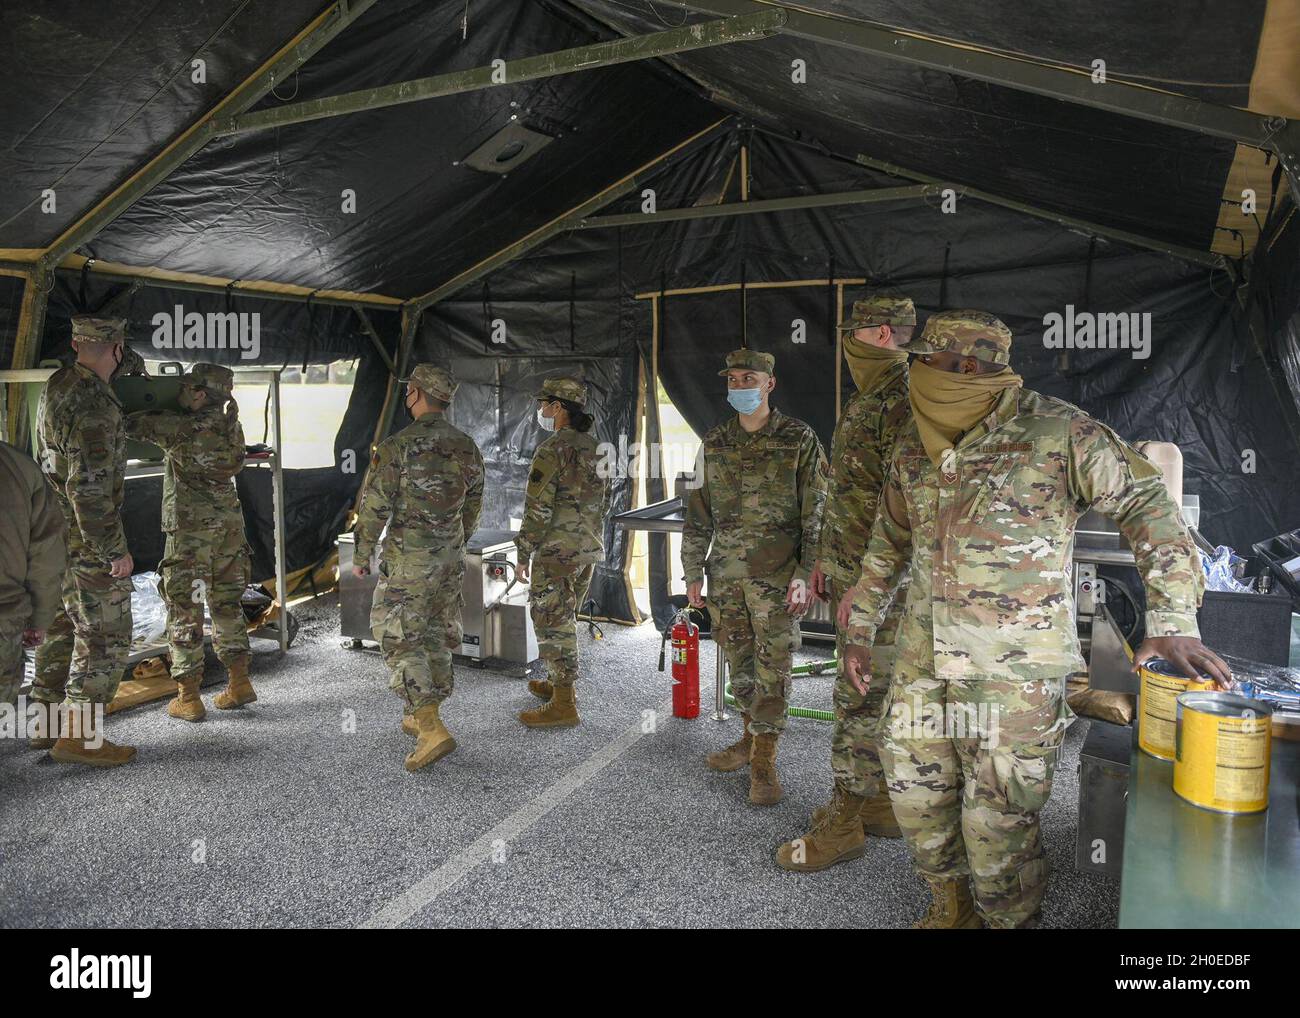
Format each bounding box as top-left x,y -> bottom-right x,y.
662,1 -> 1262,108
0,0 -> 326,249
568,1 -> 1264,252
79,0 -> 723,298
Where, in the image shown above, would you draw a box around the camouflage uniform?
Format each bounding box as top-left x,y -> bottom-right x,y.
0,442 -> 66,704
357,365 -> 484,711
126,363 -> 250,680
32,318 -> 132,707
822,297 -> 915,797
515,377 -> 609,690
683,350 -> 828,736
847,310 -> 1203,927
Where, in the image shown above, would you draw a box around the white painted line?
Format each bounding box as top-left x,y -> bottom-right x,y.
360,697 -> 675,929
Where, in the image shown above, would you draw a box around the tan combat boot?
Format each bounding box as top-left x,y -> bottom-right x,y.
401,713 -> 418,737
811,776 -> 902,837
861,776 -> 902,838
28,700 -> 61,750
167,671 -> 206,722
519,684 -> 580,728
749,732 -> 783,805
705,713 -> 752,771
405,702 -> 456,771
213,656 -> 256,710
527,678 -> 553,700
914,876 -> 983,929
808,786 -> 839,827
777,788 -> 867,871
49,705 -> 137,768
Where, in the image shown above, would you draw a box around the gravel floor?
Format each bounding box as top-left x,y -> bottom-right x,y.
0,596 -> 1119,928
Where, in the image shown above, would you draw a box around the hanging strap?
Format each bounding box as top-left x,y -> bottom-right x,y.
740,259 -> 748,349
826,255 -> 835,346
659,271 -> 668,353
939,242 -> 951,308
301,290 -> 319,373
78,258 -> 93,311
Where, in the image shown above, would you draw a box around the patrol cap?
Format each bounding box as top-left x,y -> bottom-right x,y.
717,348 -> 775,376
837,295 -> 917,331
71,315 -> 128,344
186,362 -> 234,399
906,309 -> 1013,367
402,363 -> 458,402
536,376 -> 587,408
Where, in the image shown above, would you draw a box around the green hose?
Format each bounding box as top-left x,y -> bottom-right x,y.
792,656 -> 837,676
724,681 -> 835,723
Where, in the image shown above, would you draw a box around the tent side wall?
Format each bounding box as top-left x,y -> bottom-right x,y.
34,281 -> 398,589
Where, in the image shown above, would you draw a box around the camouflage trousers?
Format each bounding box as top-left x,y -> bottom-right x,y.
371,558 -> 464,710
829,575 -> 908,797
530,560 -> 594,688
709,573 -> 798,736
160,527 -> 250,678
32,541 -> 132,707
0,616 -> 24,705
880,670 -> 1070,928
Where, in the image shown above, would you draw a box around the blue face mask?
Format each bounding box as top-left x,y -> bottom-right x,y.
727,386 -> 764,415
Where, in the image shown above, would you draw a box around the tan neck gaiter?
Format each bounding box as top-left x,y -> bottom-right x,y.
908,360 -> 1022,467
842,337 -> 908,393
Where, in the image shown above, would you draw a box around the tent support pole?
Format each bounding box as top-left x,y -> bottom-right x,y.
575,184 -> 930,228
406,117 -> 730,312
348,304 -> 421,527
45,256 -> 400,310
215,11 -> 785,135
6,266 -> 52,450
369,304 -> 420,448
37,0 -> 382,272
668,1 -> 1300,179
855,154 -> 1230,271
354,307 -> 396,374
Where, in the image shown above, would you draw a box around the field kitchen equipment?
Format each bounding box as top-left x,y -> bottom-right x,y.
460,529 -> 537,666
339,528 -> 537,668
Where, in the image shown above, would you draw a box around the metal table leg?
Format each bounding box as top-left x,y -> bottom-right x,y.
712,639 -> 729,721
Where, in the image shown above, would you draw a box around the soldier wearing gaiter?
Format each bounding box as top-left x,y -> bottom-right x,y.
777,295 -> 915,872
842,310 -> 1227,928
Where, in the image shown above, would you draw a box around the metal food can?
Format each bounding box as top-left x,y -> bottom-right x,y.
1173,692 -> 1272,814
1137,658 -> 1214,761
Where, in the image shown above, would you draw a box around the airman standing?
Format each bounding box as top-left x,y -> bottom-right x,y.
355,364 -> 484,771
685,349 -> 827,805
515,377 -> 608,729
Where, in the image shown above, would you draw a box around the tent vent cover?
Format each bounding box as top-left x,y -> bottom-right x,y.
462,121 -> 555,174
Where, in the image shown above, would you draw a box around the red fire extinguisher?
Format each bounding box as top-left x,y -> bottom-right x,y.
658,608 -> 701,719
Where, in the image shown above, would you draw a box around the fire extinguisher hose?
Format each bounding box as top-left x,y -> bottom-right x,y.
723,681 -> 835,722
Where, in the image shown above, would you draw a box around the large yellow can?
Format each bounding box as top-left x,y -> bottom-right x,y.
1137,659 -> 1213,760
1173,692 -> 1272,814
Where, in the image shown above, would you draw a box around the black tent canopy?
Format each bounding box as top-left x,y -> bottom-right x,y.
3,0 -> 1299,622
